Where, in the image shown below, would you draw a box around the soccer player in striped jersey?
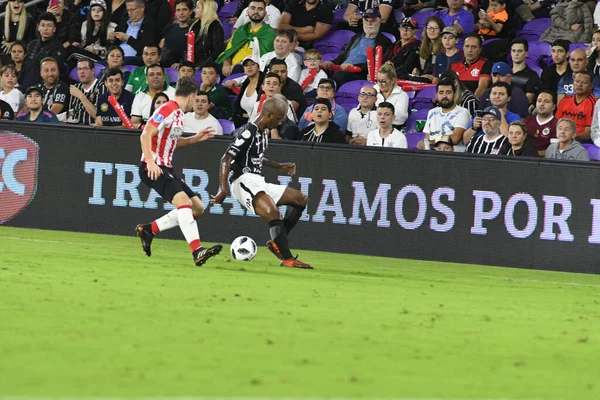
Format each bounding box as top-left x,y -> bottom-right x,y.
135,77 -> 223,267
211,96 -> 313,269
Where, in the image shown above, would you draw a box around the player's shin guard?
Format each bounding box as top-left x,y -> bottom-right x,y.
283,204 -> 305,235
151,209 -> 179,234
177,205 -> 202,252
269,219 -> 294,260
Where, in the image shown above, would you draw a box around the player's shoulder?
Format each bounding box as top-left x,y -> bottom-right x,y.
233,122 -> 258,139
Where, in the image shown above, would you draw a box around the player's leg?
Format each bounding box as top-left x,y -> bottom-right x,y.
276,187 -> 308,235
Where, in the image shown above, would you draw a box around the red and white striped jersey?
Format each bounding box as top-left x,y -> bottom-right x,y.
140,100 -> 185,168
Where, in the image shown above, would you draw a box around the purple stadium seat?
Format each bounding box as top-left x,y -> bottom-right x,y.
339,101 -> 357,114
526,60 -> 542,78
94,63 -> 105,79
322,52 -> 340,62
221,72 -> 245,87
583,143 -> 600,161
124,64 -> 137,72
394,9 -> 405,23
405,109 -> 430,135
223,23 -> 234,40
406,132 -> 425,149
336,80 -> 374,103
405,90 -> 415,99
194,71 -> 203,85
219,119 -> 236,135
517,18 -> 551,41
526,41 -> 551,67
165,68 -> 179,85
569,43 -> 588,54
69,67 -> 79,82
410,97 -> 434,111
332,7 -> 346,28
218,1 -> 239,18
314,30 -> 356,54
382,32 -> 396,43
415,85 -> 436,99
413,11 -> 436,40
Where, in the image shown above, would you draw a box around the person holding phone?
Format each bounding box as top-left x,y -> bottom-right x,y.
474,0 -> 507,38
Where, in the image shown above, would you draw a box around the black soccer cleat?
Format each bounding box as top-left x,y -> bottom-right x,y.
193,244 -> 223,266
136,224 -> 154,257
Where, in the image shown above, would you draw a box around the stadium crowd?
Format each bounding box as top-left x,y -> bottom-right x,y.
3,0 -> 600,160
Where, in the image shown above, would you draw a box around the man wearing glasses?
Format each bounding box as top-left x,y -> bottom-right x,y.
110,0 -> 158,65
466,106 -> 509,155
66,60 -> 107,125
341,0 -> 396,34
322,8 -> 392,87
298,78 -> 347,132
347,84 -> 377,145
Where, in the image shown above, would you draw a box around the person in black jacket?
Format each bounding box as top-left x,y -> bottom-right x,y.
300,98 -> 346,143
109,0 -> 158,65
322,8 -> 392,87
385,17 -> 421,80
188,0 -> 225,68
500,120 -> 539,157
20,12 -> 66,91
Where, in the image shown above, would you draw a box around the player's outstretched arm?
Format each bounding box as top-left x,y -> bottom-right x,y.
177,127 -> 215,148
140,123 -> 163,180
263,158 -> 296,176
211,153 -> 233,205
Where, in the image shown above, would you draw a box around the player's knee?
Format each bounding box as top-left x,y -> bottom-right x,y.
193,203 -> 205,217
298,194 -> 309,207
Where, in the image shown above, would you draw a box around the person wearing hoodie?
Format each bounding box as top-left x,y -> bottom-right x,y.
500,120 -> 538,157
545,118 -> 590,161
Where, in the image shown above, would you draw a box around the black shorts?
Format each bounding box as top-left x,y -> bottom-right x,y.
139,162 -> 196,203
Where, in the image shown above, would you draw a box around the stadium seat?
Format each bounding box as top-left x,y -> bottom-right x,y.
194,71 -> 203,85
217,0 -> 238,19
338,101 -> 357,114
322,52 -> 340,62
382,32 -> 396,43
405,109 -> 430,134
221,72 -> 245,88
405,90 -> 415,99
516,18 -> 551,41
223,23 -> 234,40
336,80 -> 374,103
413,11 -> 436,40
314,30 -> 356,55
94,63 -> 106,79
569,43 -> 588,54
410,97 -> 434,112
526,61 -> 542,78
415,85 -> 436,100
332,7 -> 346,28
394,9 -> 405,23
582,143 -> 600,161
165,68 -> 179,85
526,41 -> 551,67
124,65 -> 137,72
69,67 -> 79,82
406,132 -> 425,149
219,119 -> 236,135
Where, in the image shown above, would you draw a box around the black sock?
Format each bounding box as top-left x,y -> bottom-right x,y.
283,204 -> 305,235
269,219 -> 293,259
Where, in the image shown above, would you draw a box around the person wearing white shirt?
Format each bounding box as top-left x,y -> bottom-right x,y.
366,102 -> 408,148
0,65 -> 24,113
375,62 -> 409,127
421,78 -> 471,152
347,84 -> 378,144
248,72 -> 296,122
233,0 -> 281,31
258,30 -> 301,82
131,65 -> 176,127
184,90 -> 223,135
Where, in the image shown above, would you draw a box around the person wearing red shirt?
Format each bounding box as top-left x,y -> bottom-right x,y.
555,71 -> 596,143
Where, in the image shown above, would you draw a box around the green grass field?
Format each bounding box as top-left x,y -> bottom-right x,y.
1,226 -> 599,400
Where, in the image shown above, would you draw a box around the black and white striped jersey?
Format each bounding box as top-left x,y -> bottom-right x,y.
226,122 -> 268,182
466,133 -> 509,155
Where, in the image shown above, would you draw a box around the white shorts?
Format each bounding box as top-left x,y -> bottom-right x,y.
231,173 -> 286,214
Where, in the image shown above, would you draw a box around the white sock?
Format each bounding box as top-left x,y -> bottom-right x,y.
177,206 -> 201,252
153,209 -> 179,234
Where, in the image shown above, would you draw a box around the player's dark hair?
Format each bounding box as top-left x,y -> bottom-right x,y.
491,81 -> 511,97
195,89 -> 210,102
176,77 -> 198,96
511,37 -> 528,52
104,67 -> 123,79
378,101 -> 395,114
436,78 -> 455,93
37,12 -> 56,25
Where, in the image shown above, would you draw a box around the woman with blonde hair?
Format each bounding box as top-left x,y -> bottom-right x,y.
374,61 -> 410,128
0,0 -> 35,63
417,16 -> 444,81
189,0 -> 225,68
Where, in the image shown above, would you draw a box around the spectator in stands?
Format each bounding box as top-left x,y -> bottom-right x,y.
385,17 -> 420,80
259,30 -> 301,82
217,0 -> 275,77
466,106 -> 509,154
298,78 -> 347,132
374,61 -> 409,128
509,38 -> 541,107
556,70 -> 596,142
178,61 -> 195,80
35,57 -> 69,116
230,56 -> 264,126
110,0 -> 158,66
16,87 -> 59,123
587,30 -> 600,76
248,72 -> 295,121
499,120 -> 539,156
450,33 -> 491,99
475,0 -> 507,39
300,98 -> 346,143
20,13 -> 66,91
66,59 -> 107,125
366,102 -> 408,148
347,84 -> 378,145
540,0 -> 593,46
99,46 -> 131,84
0,98 -> 15,120
231,0 -> 285,22
144,0 -> 172,36
183,90 -> 223,134
48,0 -> 79,49
268,58 -> 306,117
148,92 -> 169,116
524,89 -> 557,157
421,78 -> 471,151
188,0 -> 225,68
323,9 -> 392,87
8,41 -> 26,85
437,0 -> 474,36
545,118 -> 590,161
488,81 -> 520,127
432,135 -> 454,152
479,61 -> 530,117
69,0 -> 111,62
126,45 -> 170,94
0,0 -> 35,65
278,0 -> 333,49
432,26 -> 461,82
416,16 -> 444,81
557,49 -> 600,102
439,69 -> 479,118
541,39 -> 570,94
199,61 -> 232,119
131,64 -> 176,127
342,0 -> 396,34
95,68 -> 135,127
299,48 -> 327,97
159,0 -> 193,67
108,0 -> 127,26
0,65 -> 24,113
234,0 -> 280,31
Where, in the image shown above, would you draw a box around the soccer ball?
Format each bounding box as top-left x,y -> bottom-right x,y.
230,236 -> 257,261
